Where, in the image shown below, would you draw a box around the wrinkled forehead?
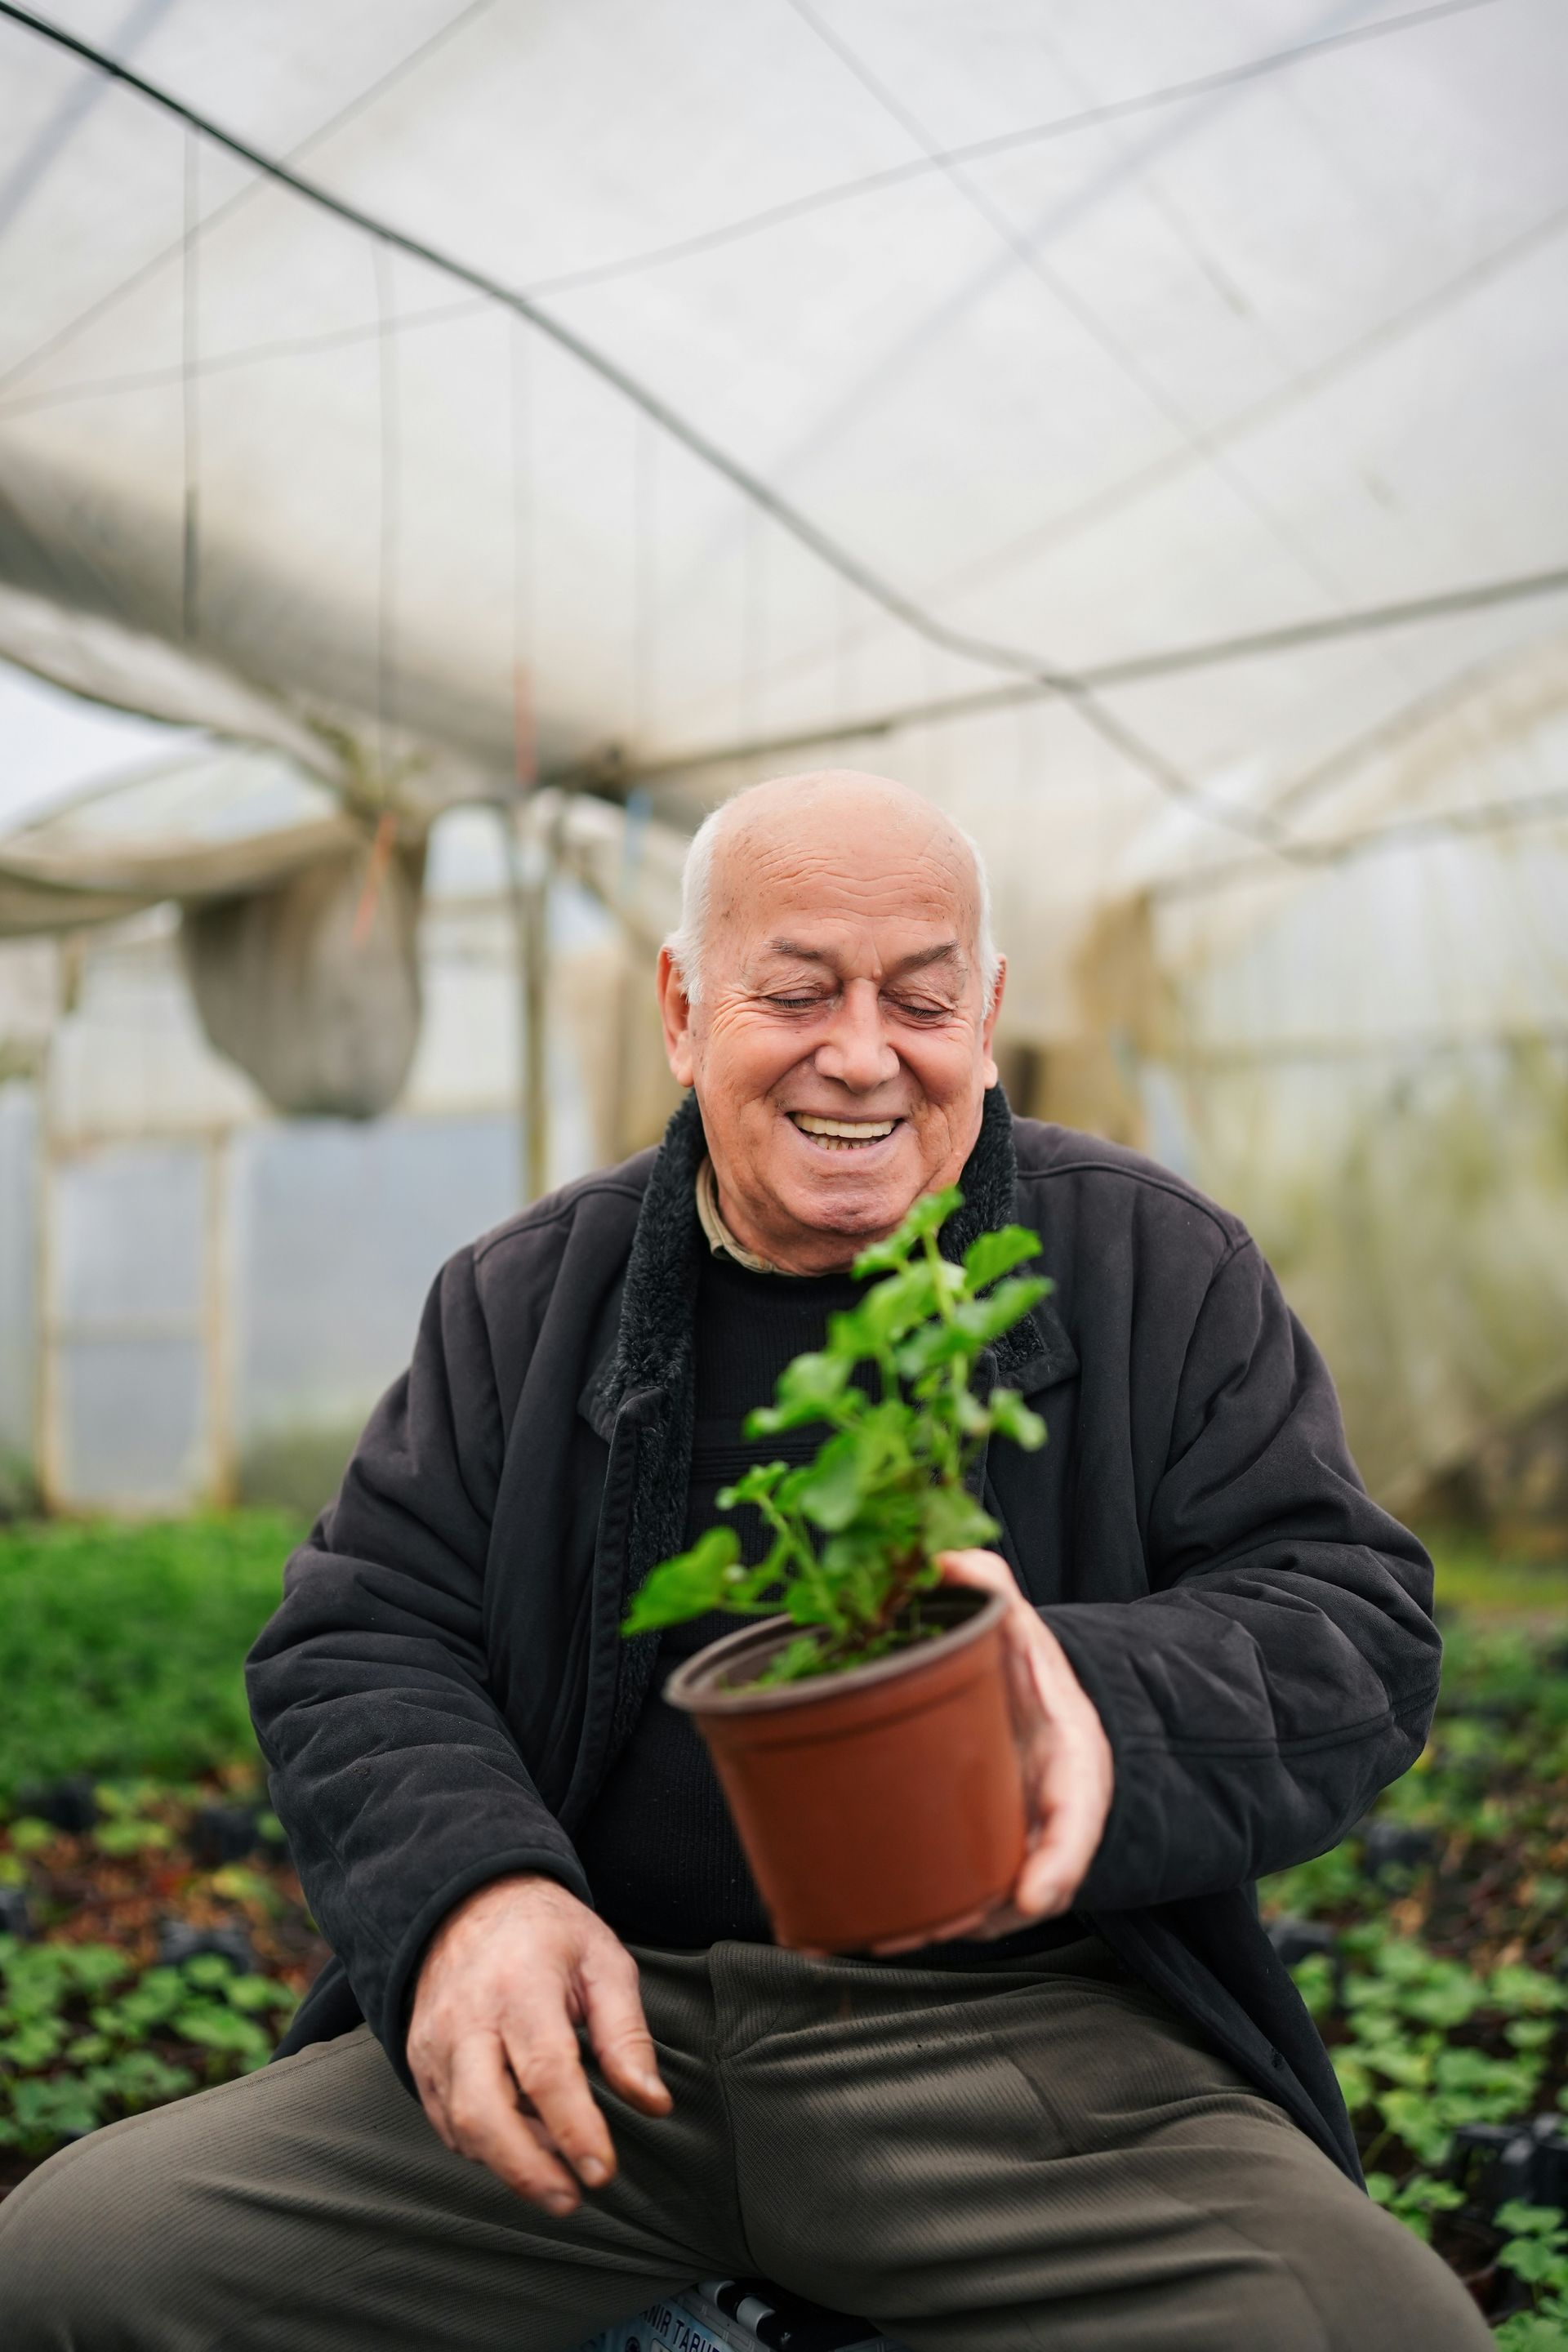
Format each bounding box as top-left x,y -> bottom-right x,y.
709,802 -> 980,956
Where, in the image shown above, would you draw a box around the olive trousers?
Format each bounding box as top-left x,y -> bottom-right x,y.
0,1932 -> 1490,2352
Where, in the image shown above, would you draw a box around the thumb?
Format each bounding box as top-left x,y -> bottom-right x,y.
578,1950 -> 671,2116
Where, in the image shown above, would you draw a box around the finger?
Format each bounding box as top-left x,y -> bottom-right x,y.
444,2033 -> 584,2213
579,1947 -> 672,2117
1013,1734 -> 1108,1916
936,1548 -> 1019,1599
506,2016 -> 620,2191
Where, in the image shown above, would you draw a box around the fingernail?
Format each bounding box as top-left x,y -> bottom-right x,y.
546,2191 -> 577,2217
577,2157 -> 609,2188
640,2073 -> 667,2100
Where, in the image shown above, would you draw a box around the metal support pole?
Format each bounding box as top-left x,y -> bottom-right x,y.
204,1126 -> 235,1508
32,1036 -> 59,1515
501,803 -> 550,1203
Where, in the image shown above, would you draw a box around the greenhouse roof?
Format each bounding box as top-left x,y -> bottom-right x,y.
0,0 -> 1565,973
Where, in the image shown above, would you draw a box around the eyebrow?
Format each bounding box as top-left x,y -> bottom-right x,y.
765,938 -> 966,980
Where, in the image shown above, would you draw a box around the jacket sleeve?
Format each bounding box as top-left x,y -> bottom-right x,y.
1042,1236 -> 1441,1912
245,1247 -> 592,2079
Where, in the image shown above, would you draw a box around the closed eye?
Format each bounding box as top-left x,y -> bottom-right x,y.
889,998 -> 951,1021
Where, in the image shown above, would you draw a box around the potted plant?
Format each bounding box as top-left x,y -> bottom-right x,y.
621,1186 -> 1049,1952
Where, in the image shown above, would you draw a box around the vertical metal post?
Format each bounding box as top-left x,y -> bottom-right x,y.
32,1036 -> 60,1515
501,803 -> 550,1203
523,847 -> 550,1202
204,1126 -> 235,1508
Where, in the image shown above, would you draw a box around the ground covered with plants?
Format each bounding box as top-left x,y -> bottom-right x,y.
1260,1554 -> 1568,2345
0,1512 -> 327,2199
0,1515 -> 1565,2339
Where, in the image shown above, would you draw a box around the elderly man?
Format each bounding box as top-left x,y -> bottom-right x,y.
1,771 -> 1488,2351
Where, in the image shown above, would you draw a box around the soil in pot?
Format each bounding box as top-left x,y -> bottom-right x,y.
664,1585 -> 1027,1952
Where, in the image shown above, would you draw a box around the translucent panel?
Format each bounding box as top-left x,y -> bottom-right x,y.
55,1334 -> 206,1508
52,1142 -> 204,1325
233,1114 -> 519,1437
0,1080 -> 37,1459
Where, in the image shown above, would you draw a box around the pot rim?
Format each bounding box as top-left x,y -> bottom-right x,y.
662,1585 -> 1007,1717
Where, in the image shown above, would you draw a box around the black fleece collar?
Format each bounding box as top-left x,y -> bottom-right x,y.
589,1081 -> 1063,1423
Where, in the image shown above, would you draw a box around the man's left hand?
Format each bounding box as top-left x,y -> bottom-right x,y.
867,1548 -> 1115,1956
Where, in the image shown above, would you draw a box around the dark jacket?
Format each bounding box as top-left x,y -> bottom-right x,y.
248,1089 -> 1441,2181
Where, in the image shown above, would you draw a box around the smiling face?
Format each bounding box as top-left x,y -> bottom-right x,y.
656,773 -> 1004,1274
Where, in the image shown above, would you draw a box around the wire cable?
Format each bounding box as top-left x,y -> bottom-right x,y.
519,0 -> 1503,302
0,0 -> 505,403
541,563 -> 1568,793
0,0 -> 1287,848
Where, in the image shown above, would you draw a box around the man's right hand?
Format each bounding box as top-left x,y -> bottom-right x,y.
406,1873 -> 672,2214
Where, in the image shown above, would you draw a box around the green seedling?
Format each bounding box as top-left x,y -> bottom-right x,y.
621,1188 -> 1049,1682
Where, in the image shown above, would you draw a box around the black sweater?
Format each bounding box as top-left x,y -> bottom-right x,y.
573,1249 -> 862,1944
249,1090 -> 1441,2181
575,1248 -> 1089,1961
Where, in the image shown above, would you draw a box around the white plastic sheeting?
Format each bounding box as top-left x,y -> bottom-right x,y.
2,0 -> 1567,1503
2,6 -> 1568,897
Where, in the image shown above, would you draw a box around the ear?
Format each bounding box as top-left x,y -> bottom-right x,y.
656,946 -> 697,1087
979,956 -> 1006,1089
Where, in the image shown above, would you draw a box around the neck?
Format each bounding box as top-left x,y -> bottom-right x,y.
711,1178 -> 868,1276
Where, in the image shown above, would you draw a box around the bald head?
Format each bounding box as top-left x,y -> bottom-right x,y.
654,768 -> 1006,1271
666,770 -> 998,1010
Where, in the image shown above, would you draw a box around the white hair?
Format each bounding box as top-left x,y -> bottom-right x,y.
664,777 -> 1001,1010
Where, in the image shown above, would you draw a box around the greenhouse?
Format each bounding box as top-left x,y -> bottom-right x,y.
1,2 -> 1566,2335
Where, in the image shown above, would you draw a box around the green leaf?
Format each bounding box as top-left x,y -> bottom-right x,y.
92,2051 -> 197,2111
7,2072 -> 103,2148
746,1350 -> 856,1434
226,1975 -> 298,2016
920,1486 -> 999,1556
960,1276 -> 1051,1347
898,1277 -> 1051,1378
1496,2203 -> 1568,2242
963,1224 -> 1044,1291
835,1263 -> 946,1352
987,1388 -> 1047,1451
621,1527 -> 742,1634
795,1432 -> 871,1534
1374,2173 -> 1464,2243
1499,2238 -> 1568,2288
716,1461 -> 789,1511
851,1186 -> 962,1276
92,1817 -> 173,1857
1490,1964 -> 1566,2016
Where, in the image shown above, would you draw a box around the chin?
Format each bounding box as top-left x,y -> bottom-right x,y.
788,1169 -> 921,1240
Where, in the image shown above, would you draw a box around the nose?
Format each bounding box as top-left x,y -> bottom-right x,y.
812,978 -> 900,1093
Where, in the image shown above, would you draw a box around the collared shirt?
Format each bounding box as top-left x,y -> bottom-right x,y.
694,1155 -> 797,1276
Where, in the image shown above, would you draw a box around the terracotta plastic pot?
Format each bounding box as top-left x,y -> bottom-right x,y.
664,1586 -> 1027,1952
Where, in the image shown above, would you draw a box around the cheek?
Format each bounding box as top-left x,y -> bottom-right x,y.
900,1031 -> 977,1107
697,1009 -> 807,1098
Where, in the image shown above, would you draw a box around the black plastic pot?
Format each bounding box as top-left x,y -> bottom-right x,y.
0,1885 -> 33,1940
1266,1918 -> 1338,1971
16,1775 -> 98,1833
1451,2115 -> 1568,2216
189,1804 -> 261,1869
156,1922 -> 256,1974
1359,1820 -> 1437,1882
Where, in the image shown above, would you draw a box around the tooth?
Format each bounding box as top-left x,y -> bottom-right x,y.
795,1116 -> 895,1139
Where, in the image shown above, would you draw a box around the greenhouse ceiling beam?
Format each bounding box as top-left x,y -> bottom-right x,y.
0,1 -> 1288,851
1148,781 -> 1568,901
546,562 -> 1568,795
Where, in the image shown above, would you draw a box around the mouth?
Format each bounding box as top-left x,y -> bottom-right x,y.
788,1111 -> 904,1153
